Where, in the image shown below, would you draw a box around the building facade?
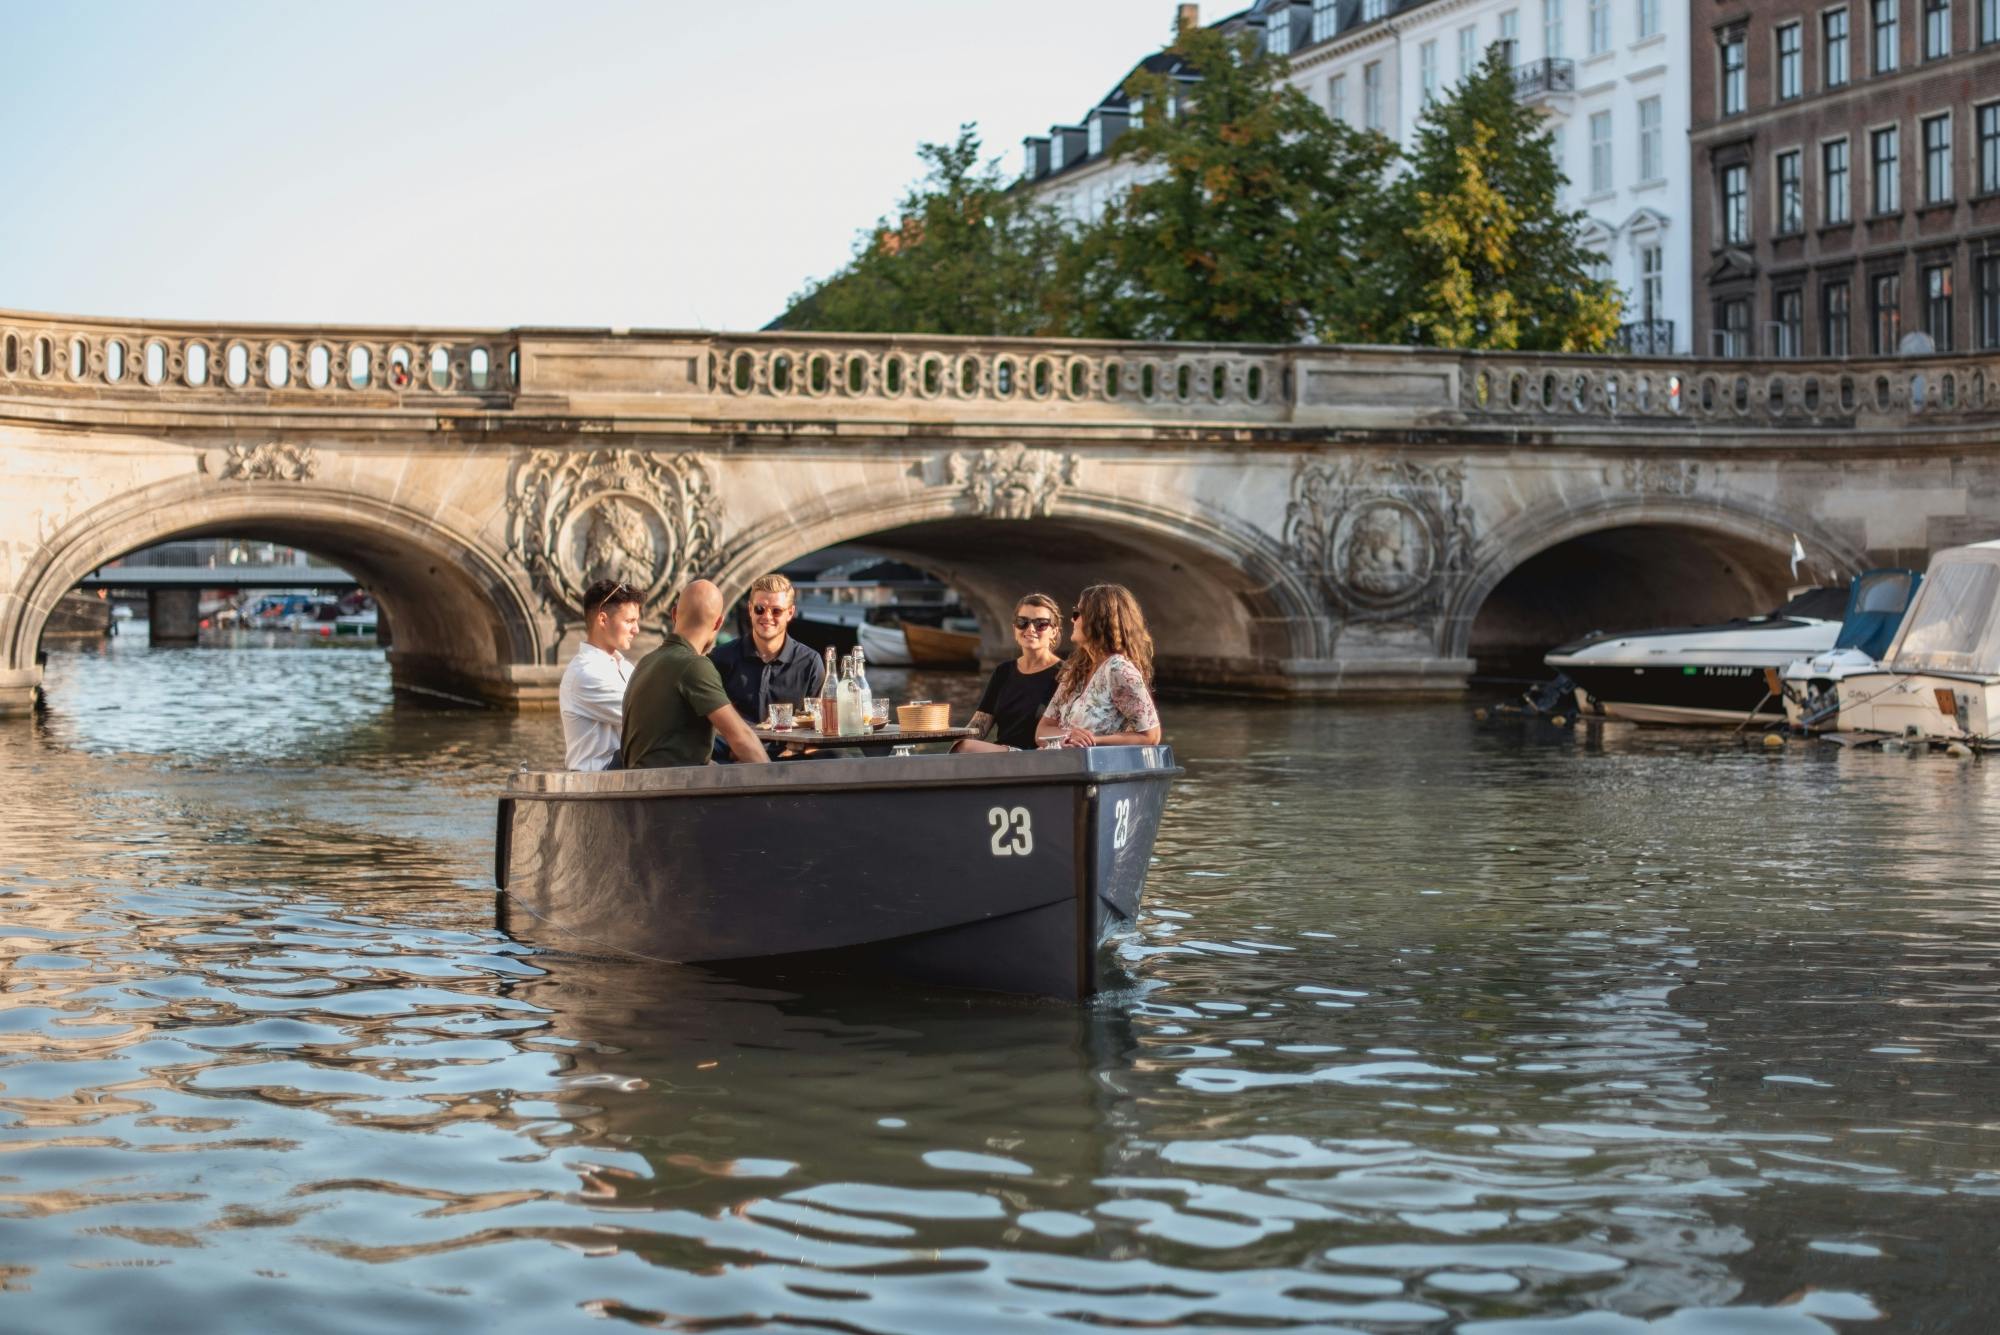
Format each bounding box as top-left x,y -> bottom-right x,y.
1690,0 -> 2000,357
1018,0 -> 1696,353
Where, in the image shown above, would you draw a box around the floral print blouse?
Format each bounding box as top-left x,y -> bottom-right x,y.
1043,654 -> 1160,738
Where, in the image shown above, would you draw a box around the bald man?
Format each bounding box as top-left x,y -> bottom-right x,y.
620,579 -> 770,768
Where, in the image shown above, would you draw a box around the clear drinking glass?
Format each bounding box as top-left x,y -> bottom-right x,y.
869,698 -> 890,729
771,703 -> 794,731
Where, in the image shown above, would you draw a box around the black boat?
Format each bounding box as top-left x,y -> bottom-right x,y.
494,746 -> 1180,999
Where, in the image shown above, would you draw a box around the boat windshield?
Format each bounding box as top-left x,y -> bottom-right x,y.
1891,561 -> 2000,675
1833,569 -> 1921,657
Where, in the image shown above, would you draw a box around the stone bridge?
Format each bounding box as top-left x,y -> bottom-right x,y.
3,307 -> 1997,717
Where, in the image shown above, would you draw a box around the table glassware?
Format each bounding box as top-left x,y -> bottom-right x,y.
869,697 -> 890,729
770,703 -> 793,731
1037,734 -> 1065,749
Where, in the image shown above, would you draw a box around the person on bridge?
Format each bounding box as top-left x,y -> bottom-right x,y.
708,572 -> 825,760
621,579 -> 770,769
1037,584 -> 1162,749
559,578 -> 643,771
953,592 -> 1065,753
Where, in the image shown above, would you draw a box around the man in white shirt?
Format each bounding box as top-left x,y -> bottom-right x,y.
560,578 -> 643,770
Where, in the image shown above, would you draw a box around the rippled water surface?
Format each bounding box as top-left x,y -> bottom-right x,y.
5,636 -> 2000,1331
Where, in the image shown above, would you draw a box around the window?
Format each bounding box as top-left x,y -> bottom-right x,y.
1979,255 -> 2000,348
1420,40 -> 1438,103
1500,9 -> 1520,62
1363,61 -> 1383,131
1825,138 -> 1852,222
1775,289 -> 1804,356
1925,0 -> 1951,57
1874,0 -> 1900,72
1720,26 -> 1747,115
1926,263 -> 1955,348
1980,102 -> 2000,192
1716,298 -> 1751,355
1923,113 -> 1953,202
1824,280 -> 1853,355
1777,22 -> 1803,98
1826,7 -> 1852,85
1459,25 -> 1478,78
1640,244 -> 1663,323
1872,125 -> 1901,213
1329,73 -> 1347,123
1639,96 -> 1662,180
1872,271 -> 1903,353
1639,0 -> 1660,39
1552,123 -> 1566,172
1985,0 -> 2000,43
1722,163 -> 1750,243
1544,0 -> 1564,56
1363,0 -> 1388,19
1050,133 -> 1066,172
1589,0 -> 1610,54
1087,115 -> 1103,156
1265,10 -> 1292,56
1590,111 -> 1613,191
1777,149 -> 1804,231
1312,0 -> 1340,43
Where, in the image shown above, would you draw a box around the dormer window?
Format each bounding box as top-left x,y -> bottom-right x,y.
1088,114 -> 1103,156
1266,11 -> 1292,56
1050,133 -> 1066,172
1130,96 -> 1145,126
1363,0 -> 1388,20
1312,0 -> 1339,42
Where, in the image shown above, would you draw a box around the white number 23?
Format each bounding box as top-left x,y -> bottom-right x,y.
987,806 -> 1033,857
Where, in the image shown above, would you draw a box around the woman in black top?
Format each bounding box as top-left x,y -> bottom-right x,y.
953,593 -> 1064,752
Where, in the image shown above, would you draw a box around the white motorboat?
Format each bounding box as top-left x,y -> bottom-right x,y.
856,620 -> 913,666
1832,541 -> 2000,744
1779,568 -> 1923,731
1547,586 -> 1848,725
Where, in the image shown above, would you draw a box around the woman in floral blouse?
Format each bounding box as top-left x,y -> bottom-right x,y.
1036,584 -> 1162,748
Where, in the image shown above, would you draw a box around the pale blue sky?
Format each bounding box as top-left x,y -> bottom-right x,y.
0,0 -> 1179,331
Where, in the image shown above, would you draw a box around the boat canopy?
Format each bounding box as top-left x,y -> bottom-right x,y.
1888,542 -> 2000,676
1834,568 -> 1923,659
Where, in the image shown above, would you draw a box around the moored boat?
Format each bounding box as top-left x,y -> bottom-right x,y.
1547,586 -> 1847,725
1779,568 -> 1923,731
900,620 -> 980,667
855,620 -> 913,666
1832,541 -> 2000,744
495,746 -> 1180,998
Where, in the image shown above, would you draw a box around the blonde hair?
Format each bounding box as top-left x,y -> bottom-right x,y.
1058,584 -> 1154,697
747,573 -> 796,606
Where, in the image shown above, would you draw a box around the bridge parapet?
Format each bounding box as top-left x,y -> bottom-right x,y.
4,308 -> 1995,436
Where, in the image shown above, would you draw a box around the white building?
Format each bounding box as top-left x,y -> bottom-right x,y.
1019,0 -> 1693,353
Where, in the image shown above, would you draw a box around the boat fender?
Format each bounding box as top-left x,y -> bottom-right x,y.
1549,715 -> 1568,727
1946,742 -> 1974,759
1762,734 -> 1785,748
1472,708 -> 1489,722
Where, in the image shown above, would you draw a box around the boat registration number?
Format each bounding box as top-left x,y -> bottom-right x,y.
988,806 -> 1034,856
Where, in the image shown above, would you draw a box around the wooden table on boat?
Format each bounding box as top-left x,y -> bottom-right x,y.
752,723 -> 978,750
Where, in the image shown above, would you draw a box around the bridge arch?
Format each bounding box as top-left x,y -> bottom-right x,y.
713,488 -> 1327,687
10,476 -> 547,705
1443,494 -> 1869,673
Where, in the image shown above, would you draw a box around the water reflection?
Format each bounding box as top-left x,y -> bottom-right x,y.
6,645 -> 2000,1328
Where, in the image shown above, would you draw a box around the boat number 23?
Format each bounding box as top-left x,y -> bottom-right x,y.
987,806 -> 1033,857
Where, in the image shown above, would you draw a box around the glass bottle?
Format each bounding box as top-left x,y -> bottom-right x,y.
820,646 -> 839,733
851,645 -> 872,728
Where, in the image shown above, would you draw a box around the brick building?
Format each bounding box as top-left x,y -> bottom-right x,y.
1692,0 -> 2000,358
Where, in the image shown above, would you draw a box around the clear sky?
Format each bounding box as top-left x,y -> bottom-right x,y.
0,0 -> 1183,332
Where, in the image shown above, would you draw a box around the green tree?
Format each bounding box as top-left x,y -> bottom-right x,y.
1366,49 -> 1622,351
1064,23 -> 1395,343
780,126 -> 1070,336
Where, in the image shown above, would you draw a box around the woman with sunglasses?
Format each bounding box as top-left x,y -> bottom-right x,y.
952,593 -> 1066,753
1036,584 -> 1161,749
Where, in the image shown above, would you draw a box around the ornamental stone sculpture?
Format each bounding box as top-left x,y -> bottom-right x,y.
945,443 -> 1079,520
211,441 -> 318,482
1284,457 -> 1474,621
507,448 -> 719,619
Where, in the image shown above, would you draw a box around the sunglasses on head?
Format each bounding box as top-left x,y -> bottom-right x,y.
1013,616 -> 1054,631
593,582 -> 628,614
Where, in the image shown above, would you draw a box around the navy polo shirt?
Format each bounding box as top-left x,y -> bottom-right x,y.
708,634 -> 827,727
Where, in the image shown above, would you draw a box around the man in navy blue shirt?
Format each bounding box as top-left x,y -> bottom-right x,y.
708,573 -> 826,759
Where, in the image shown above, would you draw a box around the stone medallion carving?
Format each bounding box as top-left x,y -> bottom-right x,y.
507,448 -> 719,617
1284,457 -> 1473,619
945,444 -> 1079,520
210,441 -> 318,482
1620,458 -> 1701,495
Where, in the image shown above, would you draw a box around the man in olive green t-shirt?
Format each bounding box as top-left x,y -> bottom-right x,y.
620,580 -> 770,768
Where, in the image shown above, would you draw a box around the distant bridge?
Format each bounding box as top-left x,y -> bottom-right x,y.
2,306 -> 1997,716
78,565 -> 359,589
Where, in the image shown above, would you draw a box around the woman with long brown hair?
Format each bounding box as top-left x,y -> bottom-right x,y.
953,592 -> 1066,753
1036,584 -> 1162,748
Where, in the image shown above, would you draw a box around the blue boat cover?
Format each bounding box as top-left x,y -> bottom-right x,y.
1834,569 -> 1923,659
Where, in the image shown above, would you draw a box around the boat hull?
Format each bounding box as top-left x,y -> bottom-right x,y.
900,621 -> 980,667
1558,664 -> 1786,724
1834,671 -> 1999,741
496,747 -> 1178,999
856,620 -> 913,666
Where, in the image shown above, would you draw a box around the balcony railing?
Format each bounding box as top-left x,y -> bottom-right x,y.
1616,320 -> 1676,355
1513,57 -> 1576,101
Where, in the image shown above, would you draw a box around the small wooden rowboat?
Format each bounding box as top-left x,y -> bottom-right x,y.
494,746 -> 1180,999
900,620 -> 980,667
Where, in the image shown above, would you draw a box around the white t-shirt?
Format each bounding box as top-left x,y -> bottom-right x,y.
559,642 -> 632,770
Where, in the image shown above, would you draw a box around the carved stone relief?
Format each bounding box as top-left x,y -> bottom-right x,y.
507,448 -> 719,617
210,441 -> 318,482
943,443 -> 1078,519
1620,458 -> 1701,495
1284,457 -> 1474,620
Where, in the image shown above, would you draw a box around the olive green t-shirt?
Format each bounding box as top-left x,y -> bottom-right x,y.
619,634 -> 733,769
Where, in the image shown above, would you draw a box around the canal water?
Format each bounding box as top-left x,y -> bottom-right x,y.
4,636 -> 1998,1332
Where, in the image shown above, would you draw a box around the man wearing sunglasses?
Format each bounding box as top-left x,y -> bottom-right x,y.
560,577 -> 643,770
707,573 -> 826,760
